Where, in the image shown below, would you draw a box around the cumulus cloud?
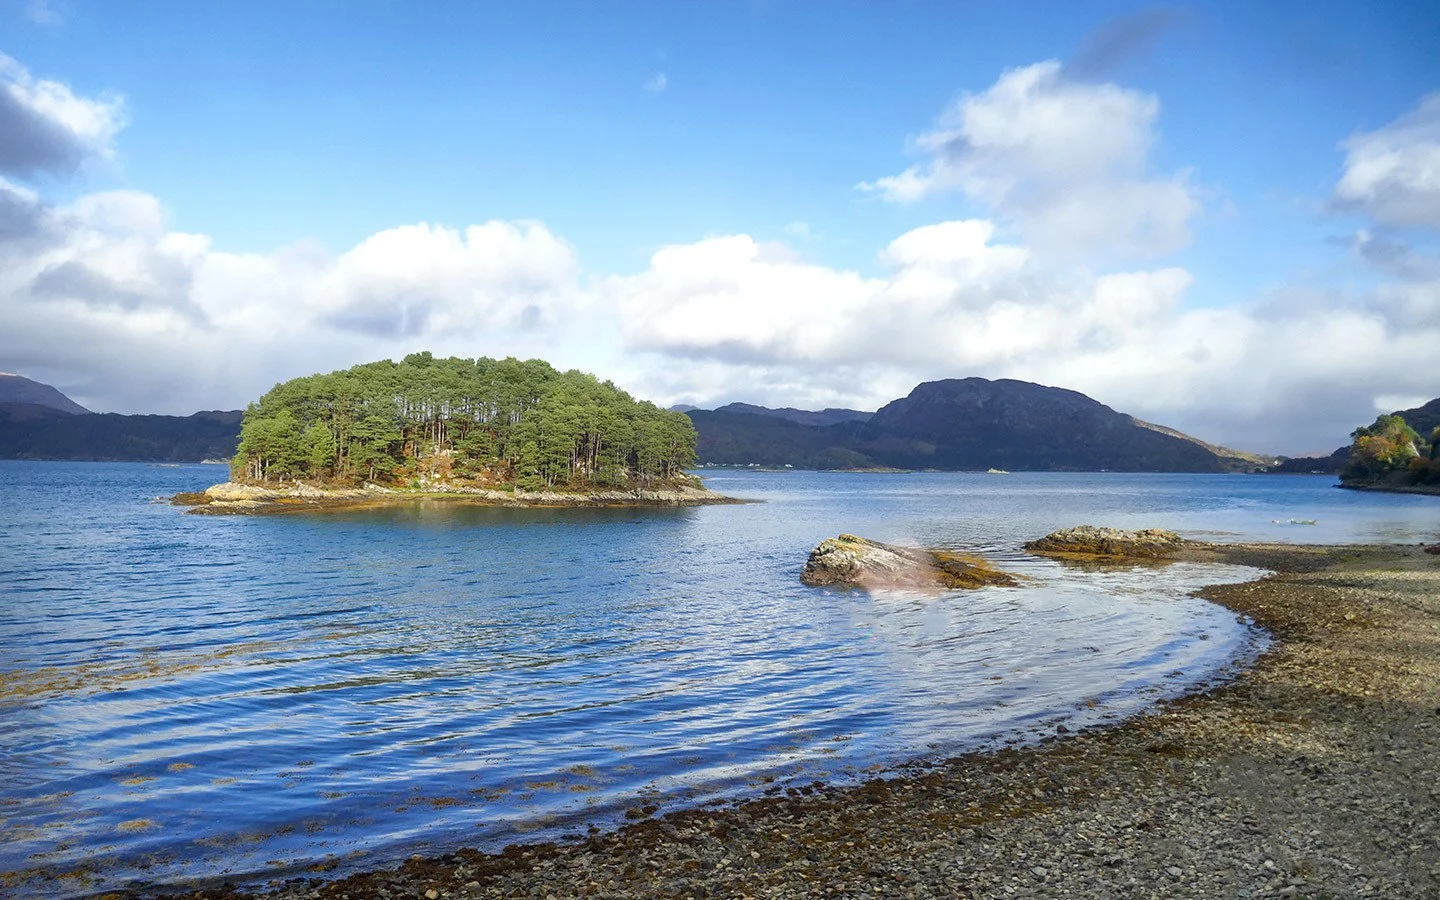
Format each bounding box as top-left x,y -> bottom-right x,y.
4,177 -> 1435,453
0,178 -> 584,414
0,53 -> 124,178
858,60 -> 1199,259
1333,93 -> 1440,228
3,54 -> 1436,457
603,217 -> 1440,454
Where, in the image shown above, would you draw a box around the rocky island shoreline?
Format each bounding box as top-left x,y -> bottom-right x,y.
172,479 -> 744,514
127,537 -> 1440,900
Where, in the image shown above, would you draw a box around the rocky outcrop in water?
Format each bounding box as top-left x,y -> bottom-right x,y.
801,534 -> 1016,590
174,481 -> 741,514
1023,525 -> 1185,559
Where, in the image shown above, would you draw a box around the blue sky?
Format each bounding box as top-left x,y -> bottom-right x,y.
1,1 -> 1438,453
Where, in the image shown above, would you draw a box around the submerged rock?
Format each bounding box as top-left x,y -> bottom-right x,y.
801,534 -> 1017,590
1024,525 -> 1185,559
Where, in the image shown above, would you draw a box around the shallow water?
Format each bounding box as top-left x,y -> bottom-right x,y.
1,464 -> 1436,894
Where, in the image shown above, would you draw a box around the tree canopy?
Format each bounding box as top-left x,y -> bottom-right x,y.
1342,414 -> 1437,485
233,353 -> 696,489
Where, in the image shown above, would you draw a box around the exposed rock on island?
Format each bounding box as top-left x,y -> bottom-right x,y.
800,534 -> 1017,589
1023,525 -> 1186,559
174,480 -> 741,514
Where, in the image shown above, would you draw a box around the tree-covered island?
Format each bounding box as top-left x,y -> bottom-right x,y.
178,354 -> 732,512
1339,412 -> 1440,494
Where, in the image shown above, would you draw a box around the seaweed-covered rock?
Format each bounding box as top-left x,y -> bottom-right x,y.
1024,525 -> 1185,559
801,534 -> 1016,590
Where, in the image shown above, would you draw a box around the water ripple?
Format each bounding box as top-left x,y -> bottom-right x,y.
4,464 -> 1437,894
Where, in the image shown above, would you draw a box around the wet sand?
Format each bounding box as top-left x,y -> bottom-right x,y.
116,542 -> 1440,899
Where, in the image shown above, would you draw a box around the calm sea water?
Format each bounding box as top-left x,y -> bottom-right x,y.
1,463 -> 1437,895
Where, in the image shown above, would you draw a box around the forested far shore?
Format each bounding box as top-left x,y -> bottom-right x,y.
234,354 -> 697,489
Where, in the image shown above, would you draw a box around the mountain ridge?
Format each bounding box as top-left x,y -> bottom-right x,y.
688,377 -> 1260,473
0,373 -> 90,415
0,372 -> 1284,471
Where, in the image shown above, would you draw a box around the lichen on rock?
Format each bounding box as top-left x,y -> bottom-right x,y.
801,534 -> 1016,590
1023,525 -> 1185,559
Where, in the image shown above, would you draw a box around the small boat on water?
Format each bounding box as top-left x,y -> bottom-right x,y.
985,468 -> 1010,475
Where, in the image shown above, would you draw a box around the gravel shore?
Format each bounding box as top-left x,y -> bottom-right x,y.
139,542 -> 1440,899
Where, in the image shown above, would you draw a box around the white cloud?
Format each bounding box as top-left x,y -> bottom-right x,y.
4,175 -> 1437,453
0,179 -> 585,414
858,60 -> 1199,259
0,52 -> 124,177
602,218 -> 1440,454
2,55 -> 1437,457
643,72 -> 668,93
1334,93 -> 1440,228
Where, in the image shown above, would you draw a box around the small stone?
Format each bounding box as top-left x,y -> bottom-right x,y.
425,890 -> 439,900
1031,866 -> 1048,877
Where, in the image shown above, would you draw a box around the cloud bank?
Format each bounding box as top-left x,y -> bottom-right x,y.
1,54 -> 1437,456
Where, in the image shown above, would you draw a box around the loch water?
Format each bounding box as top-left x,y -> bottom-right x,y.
2,462 -> 1438,894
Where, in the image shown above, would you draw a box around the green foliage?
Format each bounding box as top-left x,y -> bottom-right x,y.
1343,414 -> 1425,479
233,355 -> 696,487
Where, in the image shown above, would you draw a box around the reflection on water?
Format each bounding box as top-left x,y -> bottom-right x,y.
1,464 -> 1436,894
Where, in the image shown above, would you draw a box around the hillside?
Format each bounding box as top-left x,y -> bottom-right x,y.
687,410 -> 871,468
689,378 -> 1245,473
0,408 -> 242,462
1270,446 -> 1348,475
711,403 -> 873,428
0,373 -> 90,414
1394,396 -> 1440,438
1130,419 -> 1276,471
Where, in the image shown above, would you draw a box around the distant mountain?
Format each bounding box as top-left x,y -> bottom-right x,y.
1394,396 -> 1440,438
1129,418 -> 1276,470
0,407 -> 242,462
1269,446 -> 1348,475
712,402 -> 873,427
856,378 -> 1229,472
688,377 -> 1246,473
687,409 -> 870,469
0,373 -> 90,414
